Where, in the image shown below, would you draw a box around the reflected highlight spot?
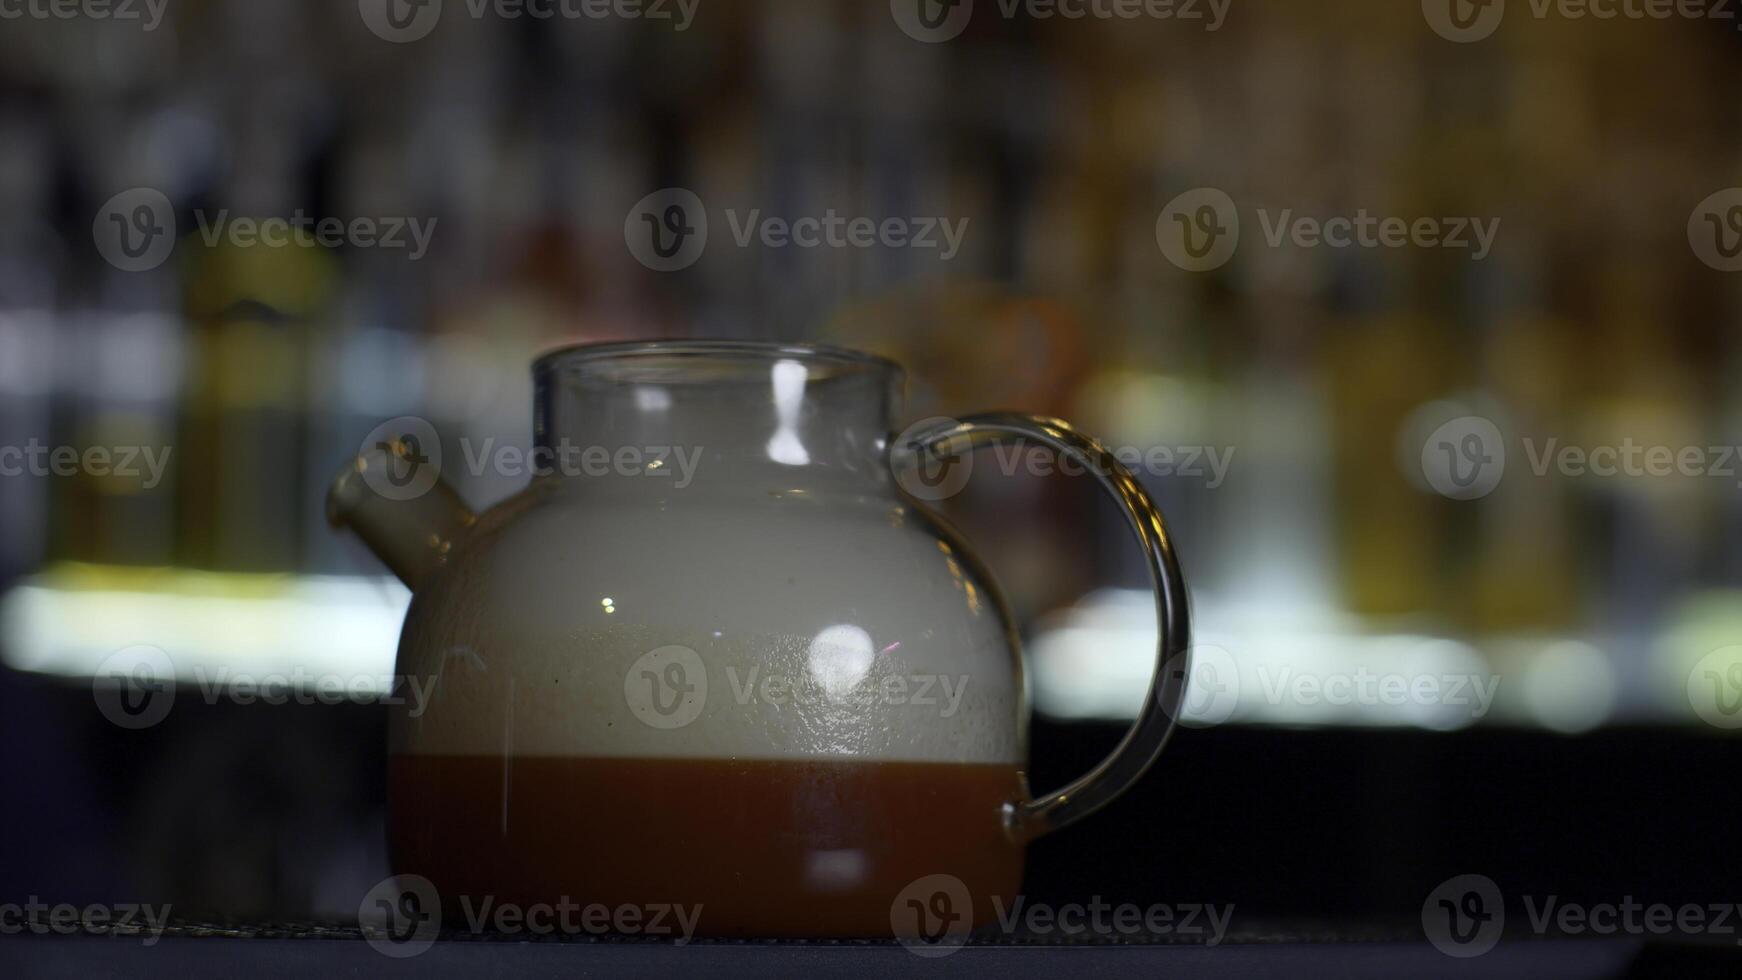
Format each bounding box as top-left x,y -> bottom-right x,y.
766,358 -> 810,466
808,624 -> 874,698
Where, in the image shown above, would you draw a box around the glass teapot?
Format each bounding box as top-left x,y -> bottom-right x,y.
330,341 -> 1190,940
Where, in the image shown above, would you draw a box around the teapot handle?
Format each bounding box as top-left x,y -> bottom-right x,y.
892,413 -> 1192,842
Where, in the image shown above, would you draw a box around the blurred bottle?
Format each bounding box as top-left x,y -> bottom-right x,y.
1724,332 -> 1742,588
1577,265 -> 1703,636
0,116 -> 65,575
1327,314 -> 1455,619
53,307 -> 185,567
176,227 -> 336,572
0,311 -> 54,577
1465,314 -> 1579,633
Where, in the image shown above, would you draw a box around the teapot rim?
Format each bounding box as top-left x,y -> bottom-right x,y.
532,339 -> 903,382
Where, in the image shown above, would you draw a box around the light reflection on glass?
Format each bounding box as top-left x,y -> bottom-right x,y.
805,849 -> 868,892
634,386 -> 672,412
807,623 -> 874,699
766,358 -> 810,467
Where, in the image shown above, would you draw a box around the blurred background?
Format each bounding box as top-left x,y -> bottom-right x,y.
1,0 -> 1740,938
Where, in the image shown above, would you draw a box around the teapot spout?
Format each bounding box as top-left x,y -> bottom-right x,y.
327,445 -> 475,590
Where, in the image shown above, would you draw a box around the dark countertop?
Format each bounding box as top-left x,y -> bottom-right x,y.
6,919 -> 1734,979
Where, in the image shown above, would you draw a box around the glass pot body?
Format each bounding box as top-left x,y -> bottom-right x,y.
330,341 -> 1191,940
